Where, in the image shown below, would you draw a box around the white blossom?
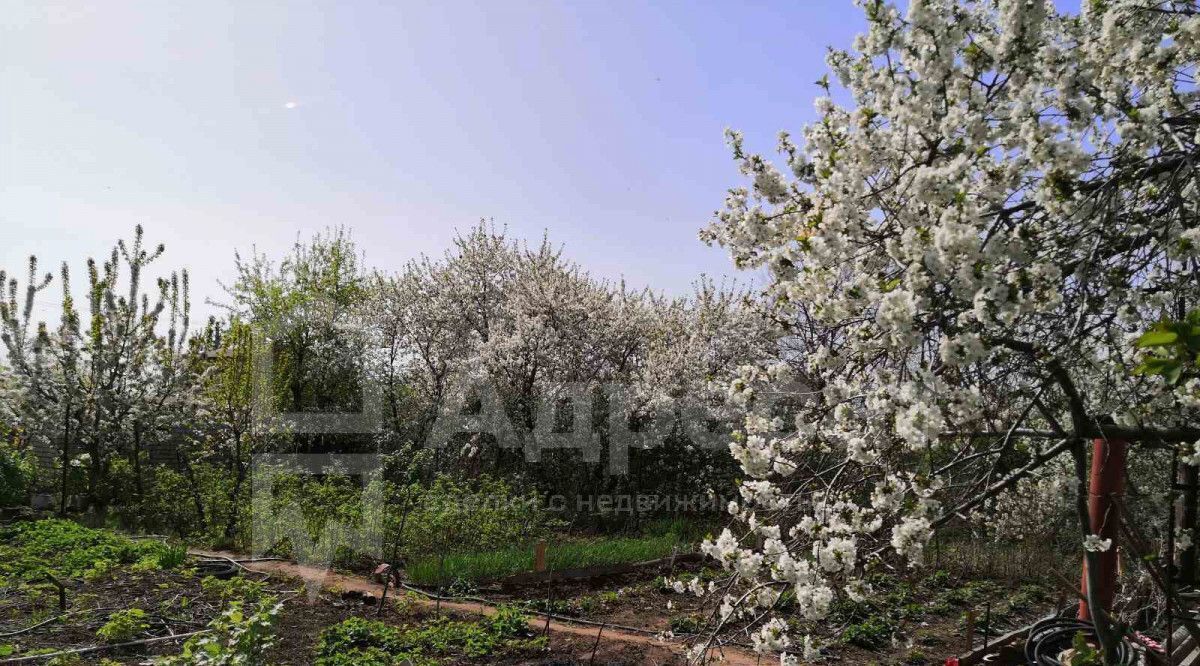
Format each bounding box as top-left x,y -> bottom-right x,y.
1084,534 -> 1113,553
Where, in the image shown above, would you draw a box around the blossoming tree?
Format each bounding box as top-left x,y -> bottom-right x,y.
0,227 -> 196,520
372,223 -> 777,500
694,0 -> 1200,661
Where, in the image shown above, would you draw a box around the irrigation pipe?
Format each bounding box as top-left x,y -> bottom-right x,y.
0,607 -> 121,639
397,581 -> 666,637
0,629 -> 210,664
190,554 -> 272,580
395,580 -> 764,656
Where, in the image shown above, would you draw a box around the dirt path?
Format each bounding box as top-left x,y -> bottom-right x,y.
189,550 -> 759,665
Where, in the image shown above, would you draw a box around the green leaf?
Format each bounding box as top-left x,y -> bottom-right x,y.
1135,330 -> 1179,348
1165,364 -> 1184,385
1133,357 -> 1179,376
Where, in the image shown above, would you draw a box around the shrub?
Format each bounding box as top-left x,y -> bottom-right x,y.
387,476 -> 550,561
0,441 -> 35,507
134,464 -> 247,546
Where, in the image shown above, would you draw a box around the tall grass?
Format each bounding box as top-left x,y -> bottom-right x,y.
406,532 -> 689,585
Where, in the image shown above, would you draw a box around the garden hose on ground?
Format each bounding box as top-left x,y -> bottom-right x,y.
1024,616 -> 1137,665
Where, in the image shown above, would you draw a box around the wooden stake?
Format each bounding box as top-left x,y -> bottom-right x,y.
964,609 -> 976,653
44,573 -> 66,612
543,577 -> 553,640
436,550 -> 446,616
982,601 -> 991,650
534,541 -> 547,573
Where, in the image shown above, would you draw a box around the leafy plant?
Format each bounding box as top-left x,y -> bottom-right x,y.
1133,311 -> 1200,385
158,597 -> 281,665
840,617 -> 893,649
669,614 -> 704,635
314,606 -> 540,665
200,576 -> 267,603
0,519 -> 186,582
97,608 -> 150,643
0,440 -> 35,507
1067,631 -> 1102,666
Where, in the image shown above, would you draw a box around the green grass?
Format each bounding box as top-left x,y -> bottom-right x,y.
407,532 -> 687,585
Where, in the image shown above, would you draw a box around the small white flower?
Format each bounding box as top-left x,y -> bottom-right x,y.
802,635 -> 822,661
1083,534 -> 1112,552
1178,528 -> 1194,552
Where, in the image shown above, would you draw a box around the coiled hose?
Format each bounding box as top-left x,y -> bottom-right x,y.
1024,616 -> 1138,665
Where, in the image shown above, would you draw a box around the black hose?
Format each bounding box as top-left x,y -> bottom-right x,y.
1024,616 -> 1137,665
192,559 -> 238,579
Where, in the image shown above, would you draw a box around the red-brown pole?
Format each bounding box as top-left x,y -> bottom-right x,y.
1079,437 -> 1128,621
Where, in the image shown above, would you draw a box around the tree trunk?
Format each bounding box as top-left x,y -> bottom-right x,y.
58,398 -> 72,515
1073,439 -> 1124,665
1179,463 -> 1198,586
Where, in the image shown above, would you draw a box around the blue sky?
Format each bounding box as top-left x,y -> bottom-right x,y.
2,1 -> 861,320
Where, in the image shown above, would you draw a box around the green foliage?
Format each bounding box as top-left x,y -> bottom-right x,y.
0,440 -> 35,506
486,605 -> 530,637
0,519 -> 185,582
200,576 -> 267,604
157,544 -> 190,569
259,470 -> 377,557
138,464 -> 248,547
1068,631 -> 1102,666
1133,310 -> 1200,385
132,543 -> 189,572
97,608 -> 150,643
944,579 -> 1003,607
158,597 -> 281,666
669,614 -> 704,635
222,227 -> 369,416
406,532 -> 683,585
925,570 -> 951,589
840,616 -> 894,649
387,476 -> 550,561
314,606 -> 541,665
